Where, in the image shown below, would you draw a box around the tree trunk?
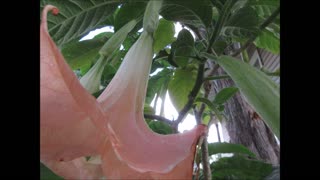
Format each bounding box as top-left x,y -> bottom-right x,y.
209,67 -> 280,165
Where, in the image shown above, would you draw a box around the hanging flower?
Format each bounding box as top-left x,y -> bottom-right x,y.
40,4 -> 105,163
95,0 -> 207,178
40,2 -> 207,179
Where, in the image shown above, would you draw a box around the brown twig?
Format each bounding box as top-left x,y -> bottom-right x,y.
144,114 -> 173,126
172,63 -> 205,128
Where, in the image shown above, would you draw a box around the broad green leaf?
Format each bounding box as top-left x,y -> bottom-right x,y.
212,38 -> 229,55
150,61 -> 164,74
254,30 -> 280,54
93,31 -> 114,39
247,0 -> 279,18
93,88 -> 105,98
267,21 -> 280,39
146,68 -> 172,105
213,87 -> 239,104
262,67 -> 280,77
208,142 -> 256,157
221,6 -> 260,39
168,67 -> 197,112
153,19 -> 175,54
195,97 -> 224,121
144,104 -> 155,115
247,0 -> 279,7
217,104 -> 225,111
211,155 -> 273,180
161,0 -> 213,28
204,75 -> 230,81
40,162 -> 63,180
264,165 -> 280,180
148,121 -> 173,135
101,64 -> 117,86
202,113 -> 211,125
195,40 -> 207,53
171,29 -> 195,67
40,0 -> 119,46
203,54 -> 280,139
247,0 -> 280,36
114,2 -> 146,31
61,34 -> 109,71
122,32 -> 140,50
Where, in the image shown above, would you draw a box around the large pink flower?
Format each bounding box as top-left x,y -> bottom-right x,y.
40,5 -> 105,179
97,30 -> 207,175
40,4 -> 207,179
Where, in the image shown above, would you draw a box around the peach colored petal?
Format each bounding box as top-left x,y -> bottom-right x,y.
40,5 -> 105,162
99,128 -> 205,179
42,157 -> 104,180
40,4 -> 207,179
97,31 -> 207,174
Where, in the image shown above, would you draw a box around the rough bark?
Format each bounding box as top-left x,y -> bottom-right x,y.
209,67 -> 280,165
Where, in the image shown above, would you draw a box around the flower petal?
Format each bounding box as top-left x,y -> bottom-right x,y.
97,31 -> 207,174
42,157 -> 104,179
99,133 -> 203,179
40,5 -> 105,162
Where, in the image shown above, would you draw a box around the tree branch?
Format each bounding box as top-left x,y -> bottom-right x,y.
201,137 -> 212,180
173,63 -> 205,128
144,114 -> 173,125
194,108 -> 211,180
232,6 -> 280,57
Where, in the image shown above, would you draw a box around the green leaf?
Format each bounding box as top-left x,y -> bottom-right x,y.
204,75 -> 230,81
146,68 -> 172,105
61,34 -> 109,71
207,142 -> 256,157
264,165 -> 280,180
168,67 -> 197,112
40,0 -> 118,46
212,38 -> 229,55
144,104 -> 156,115
211,155 -> 273,180
213,87 -> 238,104
247,0 -> 279,7
247,0 -> 280,37
148,121 -> 173,135
122,32 -> 140,51
40,162 -> 63,180
203,54 -> 280,139
195,97 -> 224,121
171,29 -> 195,67
222,6 -> 260,39
92,88 -> 105,98
93,31 -> 114,39
114,2 -> 146,31
247,0 -> 279,18
202,113 -> 211,125
254,30 -> 280,54
153,19 -> 175,54
101,64 -> 117,86
194,40 -> 207,53
161,0 -> 213,28
150,60 -> 164,74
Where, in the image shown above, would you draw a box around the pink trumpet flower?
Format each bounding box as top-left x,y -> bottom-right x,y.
40,3 -> 207,179
96,0 -> 207,176
40,3 -> 104,169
